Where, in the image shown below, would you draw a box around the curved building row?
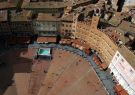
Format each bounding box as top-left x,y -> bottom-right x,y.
74,15 -> 135,95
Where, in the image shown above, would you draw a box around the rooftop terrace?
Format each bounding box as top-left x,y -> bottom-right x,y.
0,1 -> 17,9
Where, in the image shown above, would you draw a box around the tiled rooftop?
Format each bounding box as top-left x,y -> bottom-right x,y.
61,13 -> 73,21
0,1 -> 17,9
37,13 -> 60,21
10,10 -> 31,21
22,1 -> 68,9
119,46 -> 135,69
22,0 -> 90,9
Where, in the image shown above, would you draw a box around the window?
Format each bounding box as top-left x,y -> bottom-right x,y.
129,69 -> 134,74
69,30 -> 71,32
65,30 -> 68,32
72,30 -> 75,32
121,59 -> 124,62
117,53 -> 119,57
52,24 -> 55,27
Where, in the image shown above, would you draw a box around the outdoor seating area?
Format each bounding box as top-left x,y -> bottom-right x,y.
93,55 -> 108,71
114,84 -> 128,95
59,38 -> 91,55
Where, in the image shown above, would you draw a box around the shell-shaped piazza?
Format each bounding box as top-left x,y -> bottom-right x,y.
0,45 -> 113,95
